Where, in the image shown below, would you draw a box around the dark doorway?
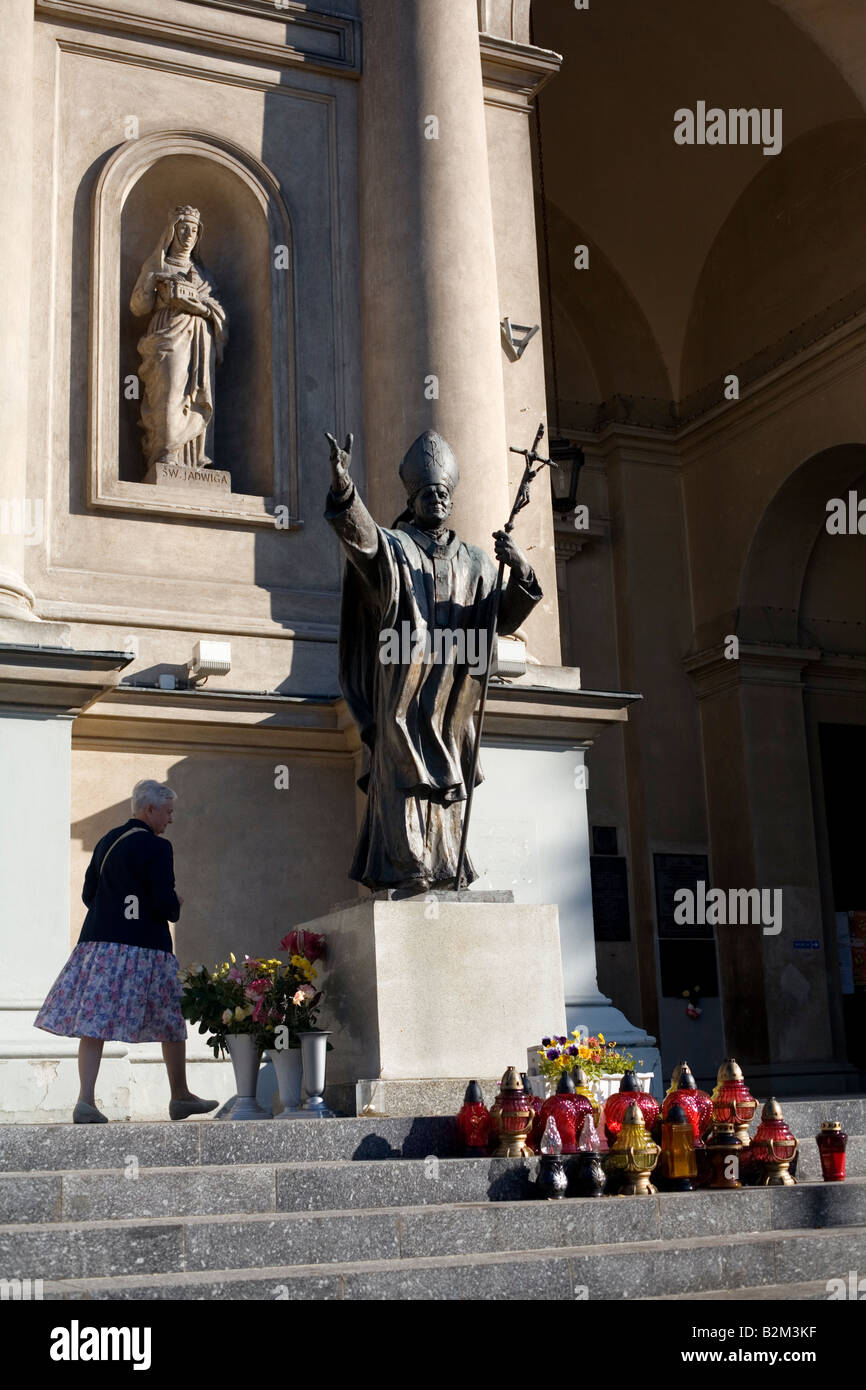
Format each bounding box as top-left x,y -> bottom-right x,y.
819,723 -> 866,1066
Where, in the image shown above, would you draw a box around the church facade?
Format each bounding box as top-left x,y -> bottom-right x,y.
0,0 -> 863,1119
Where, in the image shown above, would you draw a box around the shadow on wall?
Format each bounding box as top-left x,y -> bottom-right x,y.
70,754 -> 359,970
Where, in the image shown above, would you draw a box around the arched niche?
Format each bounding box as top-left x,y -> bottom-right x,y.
680,121 -> 866,406
90,131 -> 297,526
739,443 -> 866,645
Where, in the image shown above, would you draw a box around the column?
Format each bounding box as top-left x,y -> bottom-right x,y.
0,0 -> 36,620
358,0 -> 510,547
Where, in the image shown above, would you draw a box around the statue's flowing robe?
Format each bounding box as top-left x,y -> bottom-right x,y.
326,482 -> 542,890
131,254 -> 227,469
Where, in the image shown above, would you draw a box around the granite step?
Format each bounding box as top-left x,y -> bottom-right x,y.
0,1117 -> 459,1171
2,1180 -> 865,1280
1,1155 -> 865,1227
642,1278 -> 842,1300
0,1156 -> 536,1223
33,1224 -> 866,1300
1,1098 -> 863,1172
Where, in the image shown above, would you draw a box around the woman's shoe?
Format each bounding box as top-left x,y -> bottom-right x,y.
168,1097 -> 219,1121
72,1100 -> 108,1124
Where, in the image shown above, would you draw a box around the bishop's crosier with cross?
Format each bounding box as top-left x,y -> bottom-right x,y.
325,428 -> 542,894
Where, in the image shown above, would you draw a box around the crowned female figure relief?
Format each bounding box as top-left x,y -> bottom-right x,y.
130,205 -> 228,476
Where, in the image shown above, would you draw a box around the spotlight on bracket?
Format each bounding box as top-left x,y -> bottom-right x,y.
188,640 -> 231,684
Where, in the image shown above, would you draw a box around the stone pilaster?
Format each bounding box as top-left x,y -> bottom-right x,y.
358,0 -> 510,548
0,0 -> 36,620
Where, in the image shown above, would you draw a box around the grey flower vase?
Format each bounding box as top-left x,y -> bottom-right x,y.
225,1034 -> 267,1119
297,1030 -> 334,1117
266,1045 -> 304,1118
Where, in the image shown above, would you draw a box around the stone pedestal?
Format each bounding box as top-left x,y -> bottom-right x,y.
297,896 -> 567,1115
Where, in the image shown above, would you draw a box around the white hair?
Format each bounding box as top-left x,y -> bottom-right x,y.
132,780 -> 177,815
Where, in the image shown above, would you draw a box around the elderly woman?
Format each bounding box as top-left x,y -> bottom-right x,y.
34,780 -> 217,1123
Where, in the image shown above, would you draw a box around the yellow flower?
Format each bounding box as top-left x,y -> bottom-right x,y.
229,952 -> 236,964
598,1033 -> 605,1045
578,1045 -> 590,1060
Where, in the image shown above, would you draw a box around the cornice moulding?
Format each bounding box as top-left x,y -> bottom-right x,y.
479,33 -> 562,107
35,0 -> 362,77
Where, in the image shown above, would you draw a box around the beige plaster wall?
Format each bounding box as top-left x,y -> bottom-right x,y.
27,16 -> 362,649
69,745 -> 358,967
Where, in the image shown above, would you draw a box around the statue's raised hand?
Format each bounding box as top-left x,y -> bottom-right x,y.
324,431 -> 353,492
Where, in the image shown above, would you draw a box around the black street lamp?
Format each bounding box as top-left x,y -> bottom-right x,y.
548,437 -> 585,515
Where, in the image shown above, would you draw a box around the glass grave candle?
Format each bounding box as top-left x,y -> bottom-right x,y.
710,1059 -> 757,1145
816,1121 -> 848,1182
659,1102 -> 698,1191
817,1117 -> 850,1184
536,1115 -> 569,1200
706,1122 -> 743,1189
489,1066 -> 535,1158
572,1111 -> 607,1197
603,1068 -> 660,1147
604,1101 -> 660,1196
661,1064 -> 713,1145
456,1080 -> 491,1155
750,1098 -> 798,1186
536,1070 -> 594,1154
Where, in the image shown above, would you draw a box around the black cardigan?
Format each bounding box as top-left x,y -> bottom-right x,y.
78,819 -> 181,953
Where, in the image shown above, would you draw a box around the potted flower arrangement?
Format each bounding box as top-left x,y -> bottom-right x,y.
258,931 -> 329,1118
535,1031 -> 650,1105
180,953 -> 286,1118
180,932 -> 330,1118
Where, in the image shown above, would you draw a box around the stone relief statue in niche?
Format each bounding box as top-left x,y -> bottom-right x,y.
130,205 -> 230,489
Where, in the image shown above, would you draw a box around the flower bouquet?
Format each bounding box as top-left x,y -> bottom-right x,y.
179,953 -> 284,1057
258,930 -> 328,1051
536,1031 -> 639,1083
179,931 -> 327,1057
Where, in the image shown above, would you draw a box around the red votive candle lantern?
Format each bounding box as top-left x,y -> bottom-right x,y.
456,1080 -> 490,1155
604,1068 -> 660,1148
711,1058 -> 757,1145
816,1121 -> 847,1182
489,1067 -> 535,1158
750,1097 -> 798,1186
661,1063 -> 712,1146
536,1070 -> 593,1154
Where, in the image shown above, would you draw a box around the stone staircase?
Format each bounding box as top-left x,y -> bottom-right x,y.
1,1099 -> 864,1300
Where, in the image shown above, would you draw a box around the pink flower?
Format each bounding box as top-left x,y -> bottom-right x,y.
227,967 -> 243,983
291,989 -> 305,1006
300,984 -> 316,1000
245,978 -> 270,998
280,930 -> 326,963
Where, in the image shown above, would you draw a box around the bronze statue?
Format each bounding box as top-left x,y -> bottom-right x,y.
325,428 -> 542,893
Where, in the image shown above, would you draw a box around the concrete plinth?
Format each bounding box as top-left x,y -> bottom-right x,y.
298,897 -> 567,1112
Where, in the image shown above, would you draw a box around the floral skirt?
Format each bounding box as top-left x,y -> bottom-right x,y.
33,941 -> 188,1044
